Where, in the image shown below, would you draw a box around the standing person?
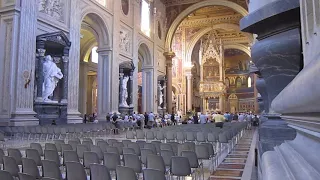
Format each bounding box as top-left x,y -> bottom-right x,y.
193,113 -> 199,124
238,113 -> 245,122
233,112 -> 239,121
214,111 -> 226,128
83,114 -> 87,124
106,113 -> 111,122
144,112 -> 149,128
112,112 -> 119,134
200,112 -> 207,124
171,112 -> 176,125
51,120 -> 57,125
148,112 -> 155,128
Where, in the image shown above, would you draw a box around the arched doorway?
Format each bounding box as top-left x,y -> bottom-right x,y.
78,13 -> 111,119
137,43 -> 154,113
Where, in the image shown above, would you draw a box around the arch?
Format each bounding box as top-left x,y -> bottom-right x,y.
80,10 -> 111,47
224,44 -> 251,57
165,0 -> 248,51
138,43 -> 152,66
172,83 -> 182,94
186,23 -> 251,63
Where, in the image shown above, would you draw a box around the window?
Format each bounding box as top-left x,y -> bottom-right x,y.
248,77 -> 252,88
141,0 -> 151,37
91,46 -> 98,63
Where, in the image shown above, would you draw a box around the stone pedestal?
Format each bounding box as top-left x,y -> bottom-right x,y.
119,107 -> 133,115
34,102 -> 67,125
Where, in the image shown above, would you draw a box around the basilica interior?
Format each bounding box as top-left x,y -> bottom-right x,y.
0,0 -> 319,179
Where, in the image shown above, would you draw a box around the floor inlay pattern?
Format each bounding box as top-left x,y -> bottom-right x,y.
209,129 -> 254,180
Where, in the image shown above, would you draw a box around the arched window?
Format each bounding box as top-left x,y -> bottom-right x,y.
141,0 -> 151,37
248,77 -> 252,88
236,78 -> 242,88
91,46 -> 99,63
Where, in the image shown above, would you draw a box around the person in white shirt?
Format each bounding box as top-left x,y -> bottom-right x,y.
124,114 -> 129,122
238,113 -> 245,122
200,112 -> 207,124
148,112 -> 155,128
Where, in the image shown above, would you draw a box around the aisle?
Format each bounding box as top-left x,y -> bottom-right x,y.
209,129 -> 256,180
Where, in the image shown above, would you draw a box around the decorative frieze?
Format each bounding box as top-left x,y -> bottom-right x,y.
38,0 -> 65,22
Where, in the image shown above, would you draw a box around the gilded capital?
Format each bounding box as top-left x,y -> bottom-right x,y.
163,52 -> 175,60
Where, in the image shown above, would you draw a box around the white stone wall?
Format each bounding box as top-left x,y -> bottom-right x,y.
248,0 -> 279,13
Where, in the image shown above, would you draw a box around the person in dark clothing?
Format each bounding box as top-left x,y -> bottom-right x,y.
193,114 -> 199,124
144,112 -> 149,128
83,114 -> 87,124
171,113 -> 176,125
51,120 -> 57,125
106,114 -> 111,122
112,113 -> 119,134
233,113 -> 239,120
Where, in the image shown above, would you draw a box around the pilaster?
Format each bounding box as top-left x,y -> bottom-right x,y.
163,51 -> 175,113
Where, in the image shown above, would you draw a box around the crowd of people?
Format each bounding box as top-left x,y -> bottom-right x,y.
80,111 -> 260,134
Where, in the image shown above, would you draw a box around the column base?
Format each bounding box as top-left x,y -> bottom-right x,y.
67,110 -> 83,124
119,107 -> 133,115
10,111 -> 39,126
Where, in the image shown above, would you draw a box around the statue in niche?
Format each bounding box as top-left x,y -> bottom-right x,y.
42,55 -> 63,102
120,76 -> 129,107
159,86 -> 164,108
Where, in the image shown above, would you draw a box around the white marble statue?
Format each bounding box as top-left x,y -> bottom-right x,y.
42,55 -> 63,102
120,76 -> 129,107
159,86 -> 164,108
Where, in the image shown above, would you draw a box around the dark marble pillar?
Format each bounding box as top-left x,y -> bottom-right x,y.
119,69 -> 124,105
35,39 -> 46,102
129,71 -> 134,107
61,47 -> 69,104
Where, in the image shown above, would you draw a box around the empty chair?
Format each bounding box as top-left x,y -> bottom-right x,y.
116,166 -> 137,180
0,148 -> 4,166
77,144 -> 89,160
123,147 -> 136,155
103,152 -> 121,172
156,131 -> 165,141
141,149 -> 155,165
176,132 -> 185,142
112,142 -> 124,155
126,131 -> 135,139
165,131 -> 175,142
26,149 -> 42,166
7,148 -> 22,165
107,139 -> 118,146
123,154 -> 142,173
97,141 -> 109,152
151,141 -> 161,154
207,133 -> 218,144
167,142 -> 179,155
136,131 -> 145,140
196,132 -> 206,143
146,131 -> 155,140
18,173 -> 36,180
136,140 -> 146,149
82,140 -> 93,149
68,140 -> 80,151
3,156 -> 19,177
82,138 -> 93,144
186,132 -> 195,142
170,156 -> 191,179
95,139 -> 104,145
122,140 -> 132,147
30,143 -> 43,156
90,164 -> 112,180
54,140 -> 65,153
44,150 -> 60,166
0,170 -> 14,180
144,143 -> 157,154
61,144 -> 73,156
160,150 -> 174,168
21,158 -> 40,179
70,138 -> 81,144
45,143 -> 58,152
160,143 -> 173,152
181,151 -> 199,179
106,146 -> 119,155
128,143 -> 141,156
65,162 -> 87,180
42,178 -> 58,180
84,152 -> 99,169
143,169 -> 166,180
146,155 -> 165,173
91,145 -> 104,161
195,145 -> 210,166
63,150 -> 80,164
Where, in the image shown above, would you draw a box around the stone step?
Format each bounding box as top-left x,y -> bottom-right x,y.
227,155 -> 248,158
209,176 -> 241,180
212,169 -> 243,177
223,158 -> 246,163
218,164 -> 245,169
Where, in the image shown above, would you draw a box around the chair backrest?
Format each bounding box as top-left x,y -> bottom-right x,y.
141,148 -> 155,165
143,169 -> 166,180
112,142 -> 124,155
77,144 -> 89,159
151,141 -> 161,154
3,156 -> 19,177
160,143 -> 173,152
106,146 -> 119,155
207,133 -> 217,142
146,155 -> 165,173
0,170 -> 14,180
91,145 -> 103,160
156,131 -> 165,140
82,140 -> 93,149
181,151 -> 199,168
136,131 -> 145,139
53,140 -> 65,152
170,156 -> 191,176
22,158 -> 40,178
195,145 -> 210,160
123,147 -> 136,155
97,141 -> 109,152
144,143 -> 157,154
44,150 -> 60,166
176,132 -> 185,142
90,164 -> 112,180
116,166 -> 138,180
30,143 -> 43,156
45,143 -> 58,152
136,140 -> 146,149
166,131 -> 175,141
68,140 -> 80,151
61,144 -> 73,155
128,143 -> 141,156
122,140 -> 132,147
196,132 -> 206,142
186,132 -> 195,141
126,131 -> 135,139
146,131 -> 154,140
107,139 -> 118,145
160,150 -> 174,167
65,162 -> 87,180
201,143 -> 215,157
123,154 -> 142,173
26,149 -> 42,166
18,173 -> 36,180
103,152 -> 120,171
83,152 -> 99,168
83,138 -> 93,144
42,160 -> 62,180
63,150 -> 79,164
7,148 -> 22,165
167,142 -> 179,155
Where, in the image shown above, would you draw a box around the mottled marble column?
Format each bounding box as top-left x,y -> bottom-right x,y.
164,52 -> 175,113
163,82 -> 167,110
35,43 -> 45,102
61,47 -> 69,104
129,71 -> 134,107
186,73 -> 193,111
119,71 -> 124,107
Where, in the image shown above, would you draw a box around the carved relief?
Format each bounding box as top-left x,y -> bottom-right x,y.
38,0 -> 64,22
119,29 -> 131,53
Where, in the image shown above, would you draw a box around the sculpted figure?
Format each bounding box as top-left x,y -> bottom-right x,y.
159,85 -> 164,107
120,76 -> 129,107
42,55 -> 63,102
